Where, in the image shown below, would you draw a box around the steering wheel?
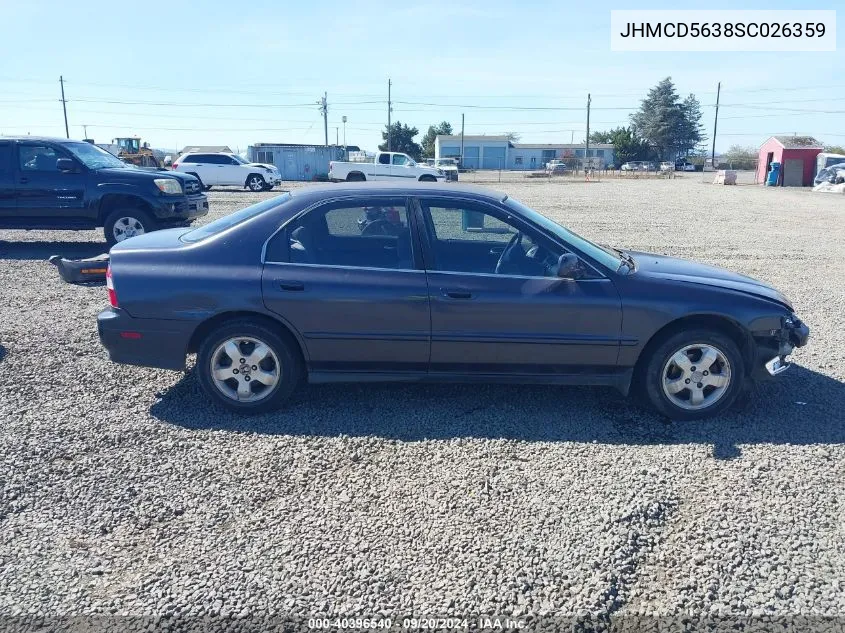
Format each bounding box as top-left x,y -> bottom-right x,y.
361,219 -> 395,236
495,231 -> 523,274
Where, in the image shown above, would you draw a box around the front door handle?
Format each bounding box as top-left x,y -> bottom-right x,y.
279,281 -> 305,291
19,177 -> 29,184
442,288 -> 473,299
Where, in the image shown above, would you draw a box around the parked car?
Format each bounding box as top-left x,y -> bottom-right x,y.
98,182 -> 809,420
0,136 -> 208,246
659,161 -> 674,172
546,160 -> 567,175
172,152 -> 282,191
425,158 -> 460,181
329,152 -> 446,182
620,162 -> 636,171
675,159 -> 697,172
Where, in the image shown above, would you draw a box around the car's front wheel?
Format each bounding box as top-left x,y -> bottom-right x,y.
196,319 -> 303,413
104,208 -> 156,246
246,174 -> 266,191
642,328 -> 745,420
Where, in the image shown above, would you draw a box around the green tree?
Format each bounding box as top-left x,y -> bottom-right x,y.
630,78 -> 703,160
505,132 -> 521,143
378,122 -> 422,160
824,145 -> 845,154
589,126 -> 651,166
678,94 -> 706,156
420,121 -> 453,158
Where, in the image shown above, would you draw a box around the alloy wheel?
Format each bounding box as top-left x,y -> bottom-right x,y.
661,343 -> 732,411
210,336 -> 281,402
112,217 -> 146,242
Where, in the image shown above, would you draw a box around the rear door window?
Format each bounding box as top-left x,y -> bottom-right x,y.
270,197 -> 415,270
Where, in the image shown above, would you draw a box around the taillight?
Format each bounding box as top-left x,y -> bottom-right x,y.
329,161 -> 334,170
172,163 -> 178,169
106,264 -> 118,308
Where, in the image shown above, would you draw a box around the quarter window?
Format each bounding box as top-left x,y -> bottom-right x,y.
273,198 -> 414,270
19,145 -> 61,172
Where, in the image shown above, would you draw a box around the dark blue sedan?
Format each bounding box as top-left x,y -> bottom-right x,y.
97,183 -> 809,420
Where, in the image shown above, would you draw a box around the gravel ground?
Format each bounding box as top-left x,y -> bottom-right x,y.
1,176 -> 844,631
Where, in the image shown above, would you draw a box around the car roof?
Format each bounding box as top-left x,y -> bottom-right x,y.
290,181 -> 507,203
0,135 -> 82,144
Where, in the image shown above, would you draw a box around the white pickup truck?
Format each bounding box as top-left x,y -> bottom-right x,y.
329,152 -> 447,182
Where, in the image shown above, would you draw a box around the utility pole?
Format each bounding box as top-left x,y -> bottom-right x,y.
387,79 -> 392,152
335,127 -> 339,145
59,75 -> 69,139
585,93 -> 591,171
711,81 -> 721,168
460,113 -> 465,167
320,92 -> 328,147
342,116 -> 347,159
82,124 -> 88,139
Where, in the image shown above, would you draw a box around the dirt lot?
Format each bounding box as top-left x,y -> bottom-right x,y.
1,176 -> 843,629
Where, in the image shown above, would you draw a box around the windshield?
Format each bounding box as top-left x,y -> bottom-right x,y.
231,155 -> 250,164
181,193 -> 291,243
504,197 -> 624,272
65,142 -> 127,169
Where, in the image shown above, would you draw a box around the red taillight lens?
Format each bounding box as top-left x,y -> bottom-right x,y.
106,264 -> 118,308
172,163 -> 178,169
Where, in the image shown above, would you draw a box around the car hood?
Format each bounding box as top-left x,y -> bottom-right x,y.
630,251 -> 793,309
247,163 -> 277,170
97,166 -> 198,184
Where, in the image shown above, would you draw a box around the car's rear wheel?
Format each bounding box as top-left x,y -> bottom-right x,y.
104,208 -> 156,247
346,172 -> 366,182
419,175 -> 437,182
196,319 -> 303,413
642,328 -> 745,421
246,174 -> 266,191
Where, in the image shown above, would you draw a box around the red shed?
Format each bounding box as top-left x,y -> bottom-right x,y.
756,136 -> 823,186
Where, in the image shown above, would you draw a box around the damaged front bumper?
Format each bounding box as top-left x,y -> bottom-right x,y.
754,314 -> 810,379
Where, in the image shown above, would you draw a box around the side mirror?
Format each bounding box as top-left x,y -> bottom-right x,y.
556,253 -> 581,279
56,158 -> 76,172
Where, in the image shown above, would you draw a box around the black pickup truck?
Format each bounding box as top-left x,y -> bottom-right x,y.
0,137 -> 208,245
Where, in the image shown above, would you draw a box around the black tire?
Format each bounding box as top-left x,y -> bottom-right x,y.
196,319 -> 304,414
246,173 -> 266,191
186,172 -> 204,190
419,175 -> 437,182
261,183 -> 275,191
641,328 -> 745,421
346,172 -> 366,182
103,208 -> 157,247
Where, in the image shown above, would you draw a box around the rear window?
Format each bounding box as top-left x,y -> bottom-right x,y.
181,194 -> 291,243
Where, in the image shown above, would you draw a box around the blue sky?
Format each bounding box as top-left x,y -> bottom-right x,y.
0,0 -> 842,154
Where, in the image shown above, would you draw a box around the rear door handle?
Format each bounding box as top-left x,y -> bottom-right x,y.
279,281 -> 305,291
442,288 -> 473,299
